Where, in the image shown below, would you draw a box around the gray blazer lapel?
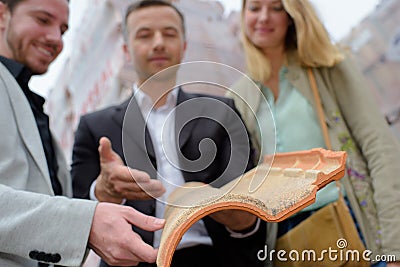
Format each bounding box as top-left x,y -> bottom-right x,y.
0,63 -> 53,192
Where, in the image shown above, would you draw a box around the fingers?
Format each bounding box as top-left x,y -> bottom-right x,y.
96,168 -> 165,201
123,188 -> 165,201
126,233 -> 159,264
123,206 -> 165,232
89,203 -> 163,266
129,169 -> 152,183
125,177 -> 166,199
105,168 -> 166,200
140,180 -> 166,198
122,168 -> 166,199
97,137 -> 166,201
104,233 -> 159,266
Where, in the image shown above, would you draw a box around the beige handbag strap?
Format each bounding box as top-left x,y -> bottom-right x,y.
307,68 -> 332,150
307,68 -> 342,194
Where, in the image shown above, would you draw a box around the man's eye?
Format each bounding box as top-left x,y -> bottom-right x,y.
37,17 -> 49,24
137,33 -> 151,39
164,31 -> 177,37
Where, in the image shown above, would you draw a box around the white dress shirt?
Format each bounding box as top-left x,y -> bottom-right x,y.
134,85 -> 212,249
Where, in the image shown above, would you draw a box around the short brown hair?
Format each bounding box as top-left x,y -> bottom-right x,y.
122,0 -> 186,41
0,0 -> 69,12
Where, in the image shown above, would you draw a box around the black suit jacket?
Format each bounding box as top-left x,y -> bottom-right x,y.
71,89 -> 266,267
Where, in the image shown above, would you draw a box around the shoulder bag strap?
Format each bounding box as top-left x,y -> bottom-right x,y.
307,68 -> 332,150
307,68 -> 342,196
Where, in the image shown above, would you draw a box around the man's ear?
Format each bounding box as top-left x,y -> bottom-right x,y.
180,40 -> 187,60
183,40 -> 187,53
0,2 -> 10,30
123,43 -> 132,62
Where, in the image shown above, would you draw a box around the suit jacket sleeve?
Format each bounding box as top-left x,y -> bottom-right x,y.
0,185 -> 97,266
71,115 -> 102,199
0,79 -> 97,266
326,57 -> 400,257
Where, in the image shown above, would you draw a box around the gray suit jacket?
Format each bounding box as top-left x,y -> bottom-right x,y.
0,62 -> 97,267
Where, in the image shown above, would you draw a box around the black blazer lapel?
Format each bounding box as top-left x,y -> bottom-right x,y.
112,96 -> 156,163
175,89 -> 205,149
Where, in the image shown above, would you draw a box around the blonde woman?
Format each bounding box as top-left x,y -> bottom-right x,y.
226,0 -> 400,266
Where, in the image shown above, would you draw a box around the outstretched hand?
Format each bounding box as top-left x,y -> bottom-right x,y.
89,202 -> 165,266
95,137 -> 165,203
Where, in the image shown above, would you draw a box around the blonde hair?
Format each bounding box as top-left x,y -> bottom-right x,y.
241,0 -> 344,82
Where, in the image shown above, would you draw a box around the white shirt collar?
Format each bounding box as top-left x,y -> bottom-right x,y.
132,83 -> 179,113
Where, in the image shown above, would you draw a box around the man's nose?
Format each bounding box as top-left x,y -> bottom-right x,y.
45,26 -> 63,50
152,31 -> 165,51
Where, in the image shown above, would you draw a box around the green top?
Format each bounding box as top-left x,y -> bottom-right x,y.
256,67 -> 342,212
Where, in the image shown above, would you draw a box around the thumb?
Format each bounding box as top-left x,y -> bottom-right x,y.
98,136 -> 120,163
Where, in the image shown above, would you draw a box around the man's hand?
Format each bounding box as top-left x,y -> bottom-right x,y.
387,262 -> 400,267
209,209 -> 257,232
88,202 -> 165,266
95,137 -> 165,203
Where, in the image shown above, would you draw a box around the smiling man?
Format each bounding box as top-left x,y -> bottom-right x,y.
0,0 -> 165,266
0,0 -> 67,74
